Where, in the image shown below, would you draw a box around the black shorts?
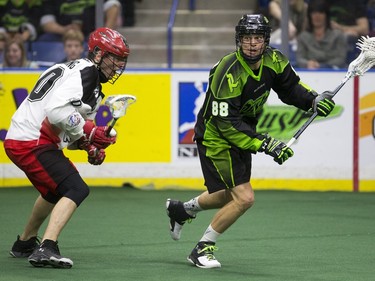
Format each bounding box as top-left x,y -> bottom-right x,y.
4,141 -> 80,204
196,141 -> 252,193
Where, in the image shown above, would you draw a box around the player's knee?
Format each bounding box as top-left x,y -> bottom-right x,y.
237,192 -> 255,212
242,195 -> 255,210
57,173 -> 90,206
63,182 -> 90,207
68,184 -> 90,206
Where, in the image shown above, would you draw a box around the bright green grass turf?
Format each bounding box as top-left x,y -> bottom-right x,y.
0,187 -> 374,281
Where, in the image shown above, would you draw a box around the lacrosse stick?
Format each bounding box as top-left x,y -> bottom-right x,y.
105,94 -> 136,137
286,35 -> 375,147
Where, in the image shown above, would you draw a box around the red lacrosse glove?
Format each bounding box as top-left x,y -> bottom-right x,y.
86,145 -> 106,165
78,120 -> 116,150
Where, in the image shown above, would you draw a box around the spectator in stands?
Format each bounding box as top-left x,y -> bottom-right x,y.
257,0 -> 271,17
366,0 -> 375,36
120,0 -> 139,27
60,29 -> 85,62
328,1 -> 369,63
329,1 -> 369,38
37,0 -> 84,42
268,0 -> 308,46
296,0 -> 347,69
38,0 -> 122,41
0,0 -> 41,43
81,0 -> 122,36
0,32 -> 6,64
0,38 -> 39,68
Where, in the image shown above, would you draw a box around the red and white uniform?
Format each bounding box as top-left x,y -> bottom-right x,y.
4,58 -> 104,198
5,58 -> 103,149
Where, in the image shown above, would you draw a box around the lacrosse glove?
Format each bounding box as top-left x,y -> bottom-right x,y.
313,92 -> 335,117
259,135 -> 294,165
86,145 -> 106,165
77,120 -> 116,150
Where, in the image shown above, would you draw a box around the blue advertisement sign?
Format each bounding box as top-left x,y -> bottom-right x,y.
178,81 -> 207,144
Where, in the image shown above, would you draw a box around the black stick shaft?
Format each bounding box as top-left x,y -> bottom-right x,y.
106,119 -> 117,137
286,75 -> 350,147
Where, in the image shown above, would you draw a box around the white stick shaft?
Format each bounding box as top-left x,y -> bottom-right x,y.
286,137 -> 297,148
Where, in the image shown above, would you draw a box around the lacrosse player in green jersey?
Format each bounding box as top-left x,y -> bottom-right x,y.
166,14 -> 335,269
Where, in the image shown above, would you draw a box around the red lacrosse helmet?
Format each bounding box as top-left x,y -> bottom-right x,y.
88,27 -> 130,59
88,27 -> 130,84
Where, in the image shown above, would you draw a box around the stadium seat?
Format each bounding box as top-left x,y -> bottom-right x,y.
29,41 -> 65,67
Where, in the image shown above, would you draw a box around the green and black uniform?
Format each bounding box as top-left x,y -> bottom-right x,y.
194,47 -> 317,192
0,0 -> 42,40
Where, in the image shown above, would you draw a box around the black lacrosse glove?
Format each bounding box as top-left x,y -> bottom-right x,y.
258,135 -> 294,165
313,92 -> 335,117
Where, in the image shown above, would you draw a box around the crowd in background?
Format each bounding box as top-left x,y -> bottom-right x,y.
0,0 -> 137,67
258,0 -> 372,69
0,0 -> 374,69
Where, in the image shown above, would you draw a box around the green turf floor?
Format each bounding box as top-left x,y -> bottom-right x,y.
0,187 -> 374,281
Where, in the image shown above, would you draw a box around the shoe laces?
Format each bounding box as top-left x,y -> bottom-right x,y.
198,244 -> 219,260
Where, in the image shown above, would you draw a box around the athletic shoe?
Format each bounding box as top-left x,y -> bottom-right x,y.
9,235 -> 40,258
187,241 -> 221,269
28,239 -> 73,268
166,198 -> 195,240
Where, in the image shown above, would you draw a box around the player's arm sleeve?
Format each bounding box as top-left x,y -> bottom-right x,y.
46,103 -> 85,143
272,63 -> 317,111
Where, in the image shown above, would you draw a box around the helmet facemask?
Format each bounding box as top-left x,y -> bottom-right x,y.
90,48 -> 128,84
235,14 -> 272,64
101,53 -> 127,84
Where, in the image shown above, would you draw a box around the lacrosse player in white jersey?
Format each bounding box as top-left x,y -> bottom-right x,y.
4,27 -> 130,269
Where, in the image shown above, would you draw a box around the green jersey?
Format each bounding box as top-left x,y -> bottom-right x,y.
194,47 -> 316,153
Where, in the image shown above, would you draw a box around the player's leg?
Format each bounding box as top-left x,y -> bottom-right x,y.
23,195 -> 55,238
28,173 -> 90,269
4,142 -> 58,258
166,142 -> 235,241
166,186 -> 234,240
10,195 -> 54,258
187,143 -> 254,268
42,197 -> 77,242
187,183 -> 254,269
209,182 -> 254,233
16,147 -> 89,268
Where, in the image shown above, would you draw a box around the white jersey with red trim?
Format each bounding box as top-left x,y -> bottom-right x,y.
5,58 -> 104,149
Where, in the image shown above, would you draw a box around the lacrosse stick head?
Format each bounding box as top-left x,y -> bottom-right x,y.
105,94 -> 136,119
347,36 -> 375,79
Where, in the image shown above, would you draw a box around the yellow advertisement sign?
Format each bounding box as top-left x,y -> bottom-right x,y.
0,72 -> 171,163
360,91 -> 375,138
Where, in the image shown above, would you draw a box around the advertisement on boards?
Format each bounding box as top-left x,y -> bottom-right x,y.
0,72 -> 171,164
1,70 -> 374,191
